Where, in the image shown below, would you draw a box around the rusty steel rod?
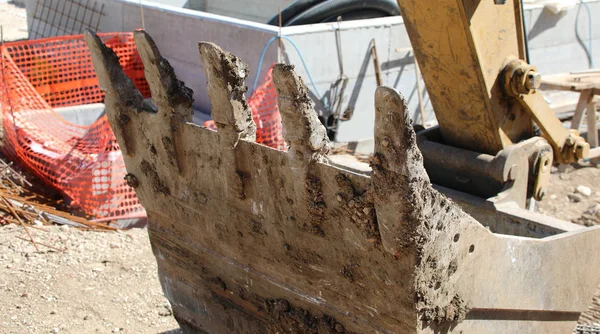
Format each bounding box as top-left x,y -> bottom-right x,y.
2,196 -> 39,251
16,236 -> 66,253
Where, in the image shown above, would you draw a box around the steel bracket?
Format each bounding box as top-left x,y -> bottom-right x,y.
417,127 -> 553,208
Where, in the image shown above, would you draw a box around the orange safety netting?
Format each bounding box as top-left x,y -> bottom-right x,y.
0,34 -> 285,221
204,66 -> 286,151
0,33 -> 150,220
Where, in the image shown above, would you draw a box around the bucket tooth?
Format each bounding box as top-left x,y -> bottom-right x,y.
372,85 -> 433,255
134,30 -> 193,175
272,64 -> 330,234
372,86 -> 478,323
198,42 -> 256,199
198,42 -> 256,142
84,30 -> 145,157
133,30 -> 194,116
272,64 -> 329,162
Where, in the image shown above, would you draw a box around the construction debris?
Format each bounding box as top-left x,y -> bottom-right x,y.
0,154 -> 116,252
330,144 -> 372,163
0,32 -> 150,220
0,158 -> 32,193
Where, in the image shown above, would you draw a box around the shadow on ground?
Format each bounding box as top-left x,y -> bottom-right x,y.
161,329 -> 183,334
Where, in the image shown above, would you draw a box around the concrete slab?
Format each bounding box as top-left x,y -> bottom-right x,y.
54,103 -> 105,127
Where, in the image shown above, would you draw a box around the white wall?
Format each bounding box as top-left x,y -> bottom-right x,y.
23,0 -> 600,142
203,0 -> 291,23
118,1 -> 281,116
24,0 -> 281,118
146,0 -> 290,23
280,18 -> 430,142
524,1 -> 600,74
24,0 -> 418,142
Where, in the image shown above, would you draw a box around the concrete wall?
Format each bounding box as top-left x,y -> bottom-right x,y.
25,0 -> 280,120
25,0 -> 418,142
281,18 -> 431,142
23,0 -> 600,142
524,1 -> 600,74
202,0 -> 290,23
148,0 -> 290,23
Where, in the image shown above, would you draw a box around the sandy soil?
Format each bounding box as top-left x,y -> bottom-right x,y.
0,225 -> 181,334
538,163 -> 600,225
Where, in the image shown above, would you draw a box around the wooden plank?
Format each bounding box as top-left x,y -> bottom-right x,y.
542,72 -> 600,91
572,90 -> 593,130
587,100 -> 598,147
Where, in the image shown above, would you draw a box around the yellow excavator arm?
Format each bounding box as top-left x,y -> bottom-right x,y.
396,0 -> 588,164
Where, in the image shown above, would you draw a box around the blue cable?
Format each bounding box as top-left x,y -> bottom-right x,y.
251,34 -> 329,110
576,0 -> 594,68
251,35 -> 278,95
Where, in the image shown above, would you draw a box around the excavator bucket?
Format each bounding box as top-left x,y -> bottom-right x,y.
86,30 -> 600,333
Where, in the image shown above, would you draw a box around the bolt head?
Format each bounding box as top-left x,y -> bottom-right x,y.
525,71 -> 542,91
575,142 -> 590,160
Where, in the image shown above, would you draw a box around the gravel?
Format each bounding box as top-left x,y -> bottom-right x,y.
538,164 -> 600,225
0,224 -> 181,333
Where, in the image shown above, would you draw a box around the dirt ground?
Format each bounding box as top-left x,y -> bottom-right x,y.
538,163 -> 600,225
0,225 -> 181,334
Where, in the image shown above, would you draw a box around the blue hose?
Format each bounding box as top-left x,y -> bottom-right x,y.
576,0 -> 594,68
251,35 -> 329,110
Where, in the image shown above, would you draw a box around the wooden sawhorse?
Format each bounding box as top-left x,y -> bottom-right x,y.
542,71 -> 599,160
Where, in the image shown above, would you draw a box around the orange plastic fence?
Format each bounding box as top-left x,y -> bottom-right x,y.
204,66 -> 286,151
0,33 -> 150,220
0,34 -> 286,221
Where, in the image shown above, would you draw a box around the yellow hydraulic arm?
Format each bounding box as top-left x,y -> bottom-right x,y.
396,0 -> 588,164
